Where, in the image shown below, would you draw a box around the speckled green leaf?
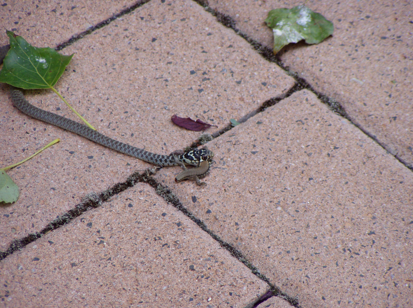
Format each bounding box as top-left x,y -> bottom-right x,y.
0,170 -> 19,204
0,30 -> 73,89
265,5 -> 334,54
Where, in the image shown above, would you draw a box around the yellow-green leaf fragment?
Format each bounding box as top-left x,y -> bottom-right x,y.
0,31 -> 73,89
0,139 -> 60,204
265,5 -> 334,54
0,170 -> 19,203
2,139 -> 60,171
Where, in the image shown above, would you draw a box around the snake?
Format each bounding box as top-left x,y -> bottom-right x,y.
0,44 -> 214,184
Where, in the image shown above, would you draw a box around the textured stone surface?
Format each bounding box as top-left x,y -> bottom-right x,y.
0,184 -> 267,306
207,0 -> 413,167
0,0 -> 294,251
157,90 -> 413,307
0,0 -> 140,47
1,0 -> 412,307
256,296 -> 294,308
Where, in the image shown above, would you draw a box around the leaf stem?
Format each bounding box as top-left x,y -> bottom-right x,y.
1,139 -> 60,171
50,86 -> 96,130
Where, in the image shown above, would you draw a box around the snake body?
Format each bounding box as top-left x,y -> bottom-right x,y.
9,88 -> 213,172
1,45 -> 213,182
10,88 -> 190,166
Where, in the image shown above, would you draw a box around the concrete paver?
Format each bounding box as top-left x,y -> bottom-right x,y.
256,296 -> 294,308
158,90 -> 413,307
0,0 -> 139,47
1,0 -> 412,307
207,0 -> 413,168
0,184 -> 268,307
0,0 -> 294,251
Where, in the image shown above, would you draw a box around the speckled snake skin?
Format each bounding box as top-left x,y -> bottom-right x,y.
10,88 -> 185,166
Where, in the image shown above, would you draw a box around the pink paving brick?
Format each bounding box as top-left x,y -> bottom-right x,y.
1,0 -> 412,307
0,184 -> 268,306
157,90 -> 413,307
0,0 -> 294,251
207,0 -> 413,167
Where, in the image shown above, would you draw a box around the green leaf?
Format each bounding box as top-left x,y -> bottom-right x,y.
0,30 -> 73,89
230,119 -> 240,127
0,170 -> 19,204
265,5 -> 334,54
0,32 -> 95,129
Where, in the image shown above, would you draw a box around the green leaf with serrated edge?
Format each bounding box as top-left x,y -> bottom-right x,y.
265,5 -> 334,54
0,31 -> 73,89
0,170 -> 19,204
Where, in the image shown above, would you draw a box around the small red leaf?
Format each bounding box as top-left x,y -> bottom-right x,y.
171,114 -> 216,131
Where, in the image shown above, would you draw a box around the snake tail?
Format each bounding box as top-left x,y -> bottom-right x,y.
10,88 -> 179,166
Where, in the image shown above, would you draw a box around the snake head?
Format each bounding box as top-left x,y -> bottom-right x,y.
180,147 -> 214,166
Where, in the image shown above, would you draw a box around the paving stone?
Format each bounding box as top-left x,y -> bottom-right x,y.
0,0 -> 139,48
157,90 -> 413,307
3,0 -> 410,306
256,296 -> 294,308
0,0 -> 294,251
0,184 -> 268,306
207,0 -> 413,167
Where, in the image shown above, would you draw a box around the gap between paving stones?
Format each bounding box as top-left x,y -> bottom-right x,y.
54,0 -> 151,52
193,0 -> 413,173
4,0 -> 408,169
0,166 -> 300,308
20,0 -> 369,153
0,1 -> 301,306
4,0 -> 408,307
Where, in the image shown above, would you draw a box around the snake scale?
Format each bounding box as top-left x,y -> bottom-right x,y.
0,44 -> 213,184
